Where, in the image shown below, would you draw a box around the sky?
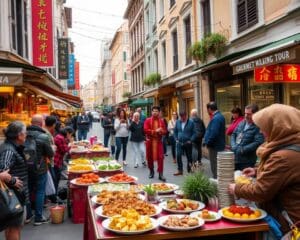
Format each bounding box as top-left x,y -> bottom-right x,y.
65,0 -> 128,86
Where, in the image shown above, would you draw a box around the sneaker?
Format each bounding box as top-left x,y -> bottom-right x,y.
34,217 -> 50,226
25,216 -> 33,224
173,171 -> 183,176
134,164 -> 138,168
123,161 -> 127,166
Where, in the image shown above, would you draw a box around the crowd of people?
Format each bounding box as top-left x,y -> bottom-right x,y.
1,103 -> 300,239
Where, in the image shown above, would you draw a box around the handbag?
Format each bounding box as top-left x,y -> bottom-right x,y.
280,211 -> 300,240
0,180 -> 24,223
45,170 -> 56,196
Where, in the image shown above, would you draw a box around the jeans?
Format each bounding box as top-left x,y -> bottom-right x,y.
208,148 -> 218,179
103,132 -> 110,147
115,137 -> 128,161
162,136 -> 168,154
110,135 -> 116,155
77,129 -> 88,140
169,135 -> 176,159
131,141 -> 145,165
176,142 -> 193,172
35,172 -> 47,221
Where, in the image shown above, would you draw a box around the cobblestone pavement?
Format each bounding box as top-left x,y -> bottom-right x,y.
1,122 -> 212,240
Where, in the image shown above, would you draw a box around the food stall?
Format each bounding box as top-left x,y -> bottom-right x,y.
83,181 -> 269,240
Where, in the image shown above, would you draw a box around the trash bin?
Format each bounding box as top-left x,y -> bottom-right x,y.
50,205 -> 65,224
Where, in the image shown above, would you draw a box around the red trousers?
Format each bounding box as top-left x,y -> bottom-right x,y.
145,139 -> 164,173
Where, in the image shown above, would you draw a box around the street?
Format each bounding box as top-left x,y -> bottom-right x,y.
4,122 -> 212,240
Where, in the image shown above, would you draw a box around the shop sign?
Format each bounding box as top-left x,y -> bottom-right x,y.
36,105 -> 50,114
0,74 -> 22,86
67,54 -> 75,88
254,64 -> 300,83
251,89 -> 274,100
58,38 -> 69,79
32,0 -> 54,67
75,62 -> 80,90
233,49 -> 296,74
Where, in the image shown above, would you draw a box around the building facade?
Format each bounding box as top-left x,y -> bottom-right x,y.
109,21 -> 131,106
196,0 -> 300,127
124,0 -> 145,99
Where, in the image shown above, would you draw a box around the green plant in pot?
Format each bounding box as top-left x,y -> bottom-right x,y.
181,171 -> 217,204
143,184 -> 157,202
207,33 -> 227,58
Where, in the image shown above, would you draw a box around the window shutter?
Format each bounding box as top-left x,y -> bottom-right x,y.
247,0 -> 258,27
237,0 -> 258,33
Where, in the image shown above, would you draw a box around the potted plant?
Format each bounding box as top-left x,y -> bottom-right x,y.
122,92 -> 131,98
143,184 -> 158,203
181,171 -> 217,205
188,39 -> 209,63
143,73 -> 161,86
207,33 -> 227,58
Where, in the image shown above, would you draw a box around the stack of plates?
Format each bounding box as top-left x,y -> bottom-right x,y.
217,151 -> 235,208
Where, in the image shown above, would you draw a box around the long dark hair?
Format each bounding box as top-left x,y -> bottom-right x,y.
119,109 -> 127,121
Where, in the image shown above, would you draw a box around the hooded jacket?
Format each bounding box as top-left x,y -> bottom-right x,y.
235,104 -> 300,233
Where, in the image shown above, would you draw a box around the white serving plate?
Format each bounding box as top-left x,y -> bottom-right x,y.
190,210 -> 221,222
102,217 -> 158,235
95,204 -> 161,218
158,215 -> 204,231
159,199 -> 205,213
219,207 -> 267,222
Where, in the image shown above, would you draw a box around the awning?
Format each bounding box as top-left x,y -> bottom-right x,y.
230,33 -> 300,66
27,81 -> 82,108
130,98 -> 153,107
24,83 -> 72,111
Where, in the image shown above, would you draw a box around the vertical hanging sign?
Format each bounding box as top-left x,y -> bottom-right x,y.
68,54 -> 75,88
75,61 -> 80,90
31,0 -> 54,67
58,38 -> 69,79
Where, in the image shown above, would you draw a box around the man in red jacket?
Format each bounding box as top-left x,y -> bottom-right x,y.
144,106 -> 167,181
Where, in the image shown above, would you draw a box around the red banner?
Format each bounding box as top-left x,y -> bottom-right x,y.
75,61 -> 80,90
31,0 -> 53,67
254,64 -> 300,83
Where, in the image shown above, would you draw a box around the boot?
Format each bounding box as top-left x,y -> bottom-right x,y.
158,173 -> 166,182
149,169 -> 154,178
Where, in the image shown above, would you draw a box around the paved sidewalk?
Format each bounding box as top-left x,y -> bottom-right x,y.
1,122 -> 212,240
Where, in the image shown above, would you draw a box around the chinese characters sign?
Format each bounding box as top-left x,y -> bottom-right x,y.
31,0 -> 53,67
254,64 -> 300,83
68,54 -> 75,88
58,38 -> 69,79
75,62 -> 80,90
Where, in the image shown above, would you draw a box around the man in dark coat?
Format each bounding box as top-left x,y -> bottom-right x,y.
190,109 -> 205,164
26,114 -> 54,225
231,104 -> 264,170
204,102 -> 225,179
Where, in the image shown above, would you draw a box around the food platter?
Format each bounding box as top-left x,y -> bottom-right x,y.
67,164 -> 96,173
95,204 -> 162,218
102,217 -> 158,235
158,215 -> 204,231
69,159 -> 92,165
70,178 -> 104,187
106,174 -> 138,184
219,207 -> 267,222
150,183 -> 179,194
159,199 -> 205,213
190,210 -> 221,222
91,193 -> 146,206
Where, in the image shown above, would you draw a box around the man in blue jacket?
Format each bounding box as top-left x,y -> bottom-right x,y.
204,102 -> 225,179
231,104 -> 264,170
173,111 -> 197,175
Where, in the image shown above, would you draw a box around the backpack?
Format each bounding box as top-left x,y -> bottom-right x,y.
23,133 -> 40,179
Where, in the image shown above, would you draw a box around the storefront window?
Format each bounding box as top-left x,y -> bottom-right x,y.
216,83 -> 241,125
284,83 -> 300,109
248,76 -> 275,109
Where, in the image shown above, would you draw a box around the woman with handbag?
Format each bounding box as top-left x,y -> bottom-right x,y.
228,104 -> 300,240
0,121 -> 29,240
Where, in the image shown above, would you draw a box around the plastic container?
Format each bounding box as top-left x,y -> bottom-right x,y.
50,205 -> 65,224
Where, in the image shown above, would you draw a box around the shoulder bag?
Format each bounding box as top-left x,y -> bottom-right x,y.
0,180 -> 24,224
